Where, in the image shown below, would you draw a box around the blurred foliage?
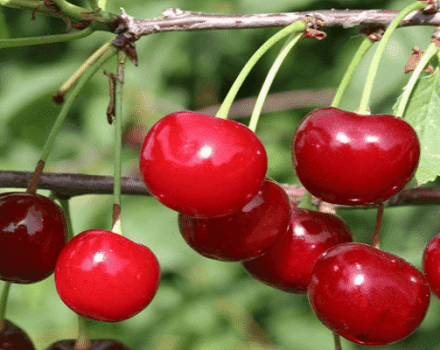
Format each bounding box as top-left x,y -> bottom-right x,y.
1,0 -> 440,349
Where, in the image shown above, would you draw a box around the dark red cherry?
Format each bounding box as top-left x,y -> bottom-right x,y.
292,107 -> 420,205
55,229 -> 160,322
178,179 -> 291,261
0,319 -> 35,350
423,232 -> 440,298
0,192 -> 68,283
139,111 -> 267,217
45,339 -> 130,350
308,243 -> 430,345
242,207 -> 352,293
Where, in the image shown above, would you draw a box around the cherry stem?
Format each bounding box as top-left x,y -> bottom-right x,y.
74,315 -> 92,350
215,20 -> 306,120
58,197 -> 75,241
248,30 -> 303,132
371,202 -> 385,248
395,40 -> 439,118
111,50 -> 126,235
29,43 -> 117,193
333,332 -> 342,350
331,36 -> 375,108
357,1 -> 427,115
0,282 -> 11,326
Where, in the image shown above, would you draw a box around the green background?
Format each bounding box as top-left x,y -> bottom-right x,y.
1,0 -> 440,349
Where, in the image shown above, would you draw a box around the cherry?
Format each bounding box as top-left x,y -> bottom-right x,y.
308,243 -> 430,345
422,232 -> 440,298
178,178 -> 291,261
0,319 -> 35,350
45,339 -> 130,350
0,192 -> 68,283
54,229 -> 160,322
242,206 -> 352,293
292,107 -> 420,205
139,111 -> 267,217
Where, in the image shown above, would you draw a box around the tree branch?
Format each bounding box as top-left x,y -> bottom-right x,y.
121,8 -> 440,38
0,171 -> 438,208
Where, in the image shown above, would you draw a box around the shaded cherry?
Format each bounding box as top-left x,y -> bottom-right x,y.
178,179 -> 291,261
292,107 -> 420,205
308,243 -> 430,345
423,232 -> 440,298
139,111 -> 267,218
0,192 -> 68,283
242,206 -> 352,293
0,319 -> 35,350
55,229 -> 160,322
45,339 -> 130,350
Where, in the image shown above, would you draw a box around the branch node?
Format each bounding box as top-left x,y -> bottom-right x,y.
162,8 -> 185,17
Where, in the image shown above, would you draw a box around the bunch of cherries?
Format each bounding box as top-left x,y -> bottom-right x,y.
137,106 -> 438,347
1,104 -> 440,349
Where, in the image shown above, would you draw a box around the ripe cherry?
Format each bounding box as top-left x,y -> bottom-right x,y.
0,192 -> 68,283
242,206 -> 352,293
45,339 -> 130,350
292,107 -> 420,205
0,319 -> 35,350
178,179 -> 291,261
422,232 -> 440,298
54,229 -> 160,322
139,111 -> 267,217
308,243 -> 430,345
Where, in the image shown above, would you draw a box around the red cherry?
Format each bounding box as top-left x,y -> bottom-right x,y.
308,243 -> 430,345
423,232 -> 440,298
139,111 -> 267,217
292,107 -> 420,205
242,207 -> 352,293
0,192 -> 68,283
178,179 -> 291,261
0,319 -> 35,350
45,339 -> 130,350
54,229 -> 160,322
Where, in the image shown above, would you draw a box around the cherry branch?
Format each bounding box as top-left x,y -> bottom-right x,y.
0,170 -> 438,208
121,7 -> 440,38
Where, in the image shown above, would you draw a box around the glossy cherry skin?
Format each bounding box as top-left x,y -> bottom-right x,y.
292,107 -> 420,205
422,232 -> 440,298
242,206 -> 352,293
55,229 -> 160,322
139,111 -> 267,217
45,339 -> 130,350
0,192 -> 68,283
0,319 -> 36,350
178,179 -> 291,261
308,243 -> 430,345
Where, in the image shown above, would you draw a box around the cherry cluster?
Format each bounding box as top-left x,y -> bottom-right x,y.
137,107 -> 438,347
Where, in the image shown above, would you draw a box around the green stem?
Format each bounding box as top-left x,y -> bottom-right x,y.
395,41 -> 438,117
40,43 -> 117,164
248,31 -> 302,132
357,1 -> 427,114
58,197 -> 75,241
74,315 -> 92,350
215,20 -> 306,120
0,27 -> 93,49
331,36 -> 375,108
0,282 -> 11,323
111,51 -> 126,235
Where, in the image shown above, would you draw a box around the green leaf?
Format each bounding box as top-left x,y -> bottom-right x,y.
396,68 -> 440,185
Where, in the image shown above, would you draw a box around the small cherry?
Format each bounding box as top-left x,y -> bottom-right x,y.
423,232 -> 440,298
45,339 -> 130,350
139,111 -> 267,217
178,178 -> 291,261
292,107 -> 420,205
0,319 -> 36,350
0,192 -> 68,283
242,206 -> 352,293
308,243 -> 430,345
55,229 -> 160,322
